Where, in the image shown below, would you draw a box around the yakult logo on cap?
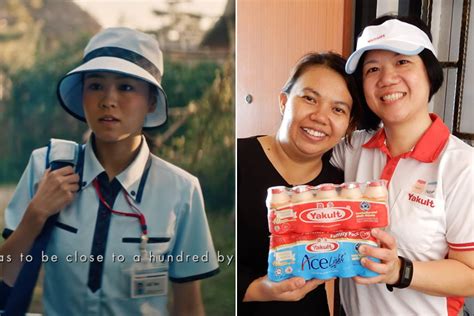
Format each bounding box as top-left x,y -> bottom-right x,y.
368,34 -> 385,43
305,240 -> 339,253
299,207 -> 353,223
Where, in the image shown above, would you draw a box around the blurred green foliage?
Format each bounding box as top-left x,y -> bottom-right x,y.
201,212 -> 235,314
152,60 -> 235,212
0,36 -> 234,213
0,36 -> 89,182
162,60 -> 220,108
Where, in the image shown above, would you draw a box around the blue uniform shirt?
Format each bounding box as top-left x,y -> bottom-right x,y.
3,136 -> 219,315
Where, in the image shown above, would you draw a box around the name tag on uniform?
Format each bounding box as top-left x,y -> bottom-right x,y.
131,261 -> 168,298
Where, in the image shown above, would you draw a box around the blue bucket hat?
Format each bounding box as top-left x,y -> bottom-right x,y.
57,27 -> 168,127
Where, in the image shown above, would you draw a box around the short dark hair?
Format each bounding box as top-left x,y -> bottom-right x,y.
355,15 -> 444,131
282,52 -> 362,144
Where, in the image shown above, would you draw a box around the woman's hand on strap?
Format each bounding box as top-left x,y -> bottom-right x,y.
29,166 -> 80,221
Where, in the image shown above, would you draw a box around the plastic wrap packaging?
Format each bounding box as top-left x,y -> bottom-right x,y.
267,181 -> 389,235
268,231 -> 380,281
266,180 -> 389,281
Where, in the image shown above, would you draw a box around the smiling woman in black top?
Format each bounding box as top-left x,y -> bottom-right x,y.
237,52 -> 361,316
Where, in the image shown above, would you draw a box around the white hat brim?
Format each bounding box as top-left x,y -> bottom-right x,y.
346,40 -> 427,74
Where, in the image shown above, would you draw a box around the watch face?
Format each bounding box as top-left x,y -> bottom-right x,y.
396,256 -> 414,289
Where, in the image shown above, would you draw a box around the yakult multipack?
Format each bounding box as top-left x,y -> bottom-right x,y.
266,181 -> 389,282
267,181 -> 389,234
268,231 -> 379,281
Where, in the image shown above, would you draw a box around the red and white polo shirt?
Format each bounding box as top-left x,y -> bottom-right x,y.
330,114 -> 474,316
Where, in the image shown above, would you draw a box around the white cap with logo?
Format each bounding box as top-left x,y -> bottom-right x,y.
345,19 -> 437,74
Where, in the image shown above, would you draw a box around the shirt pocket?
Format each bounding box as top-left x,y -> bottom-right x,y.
49,222 -> 82,260
116,212 -> 174,258
55,221 -> 78,234
390,189 -> 444,252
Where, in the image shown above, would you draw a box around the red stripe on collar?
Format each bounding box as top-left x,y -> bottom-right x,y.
362,114 -> 450,162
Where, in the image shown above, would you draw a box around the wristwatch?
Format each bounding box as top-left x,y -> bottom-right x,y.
386,256 -> 414,292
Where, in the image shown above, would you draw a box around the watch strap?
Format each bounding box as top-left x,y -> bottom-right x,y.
386,256 -> 414,292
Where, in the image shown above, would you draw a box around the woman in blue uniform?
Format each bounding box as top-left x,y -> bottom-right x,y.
1,27 -> 219,315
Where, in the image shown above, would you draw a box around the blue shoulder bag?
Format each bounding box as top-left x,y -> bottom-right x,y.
0,139 -> 84,316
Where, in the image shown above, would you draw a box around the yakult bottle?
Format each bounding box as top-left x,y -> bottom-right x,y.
340,182 -> 363,199
291,185 -> 314,203
266,186 -> 291,208
364,180 -> 388,201
412,179 -> 426,194
316,183 -> 338,199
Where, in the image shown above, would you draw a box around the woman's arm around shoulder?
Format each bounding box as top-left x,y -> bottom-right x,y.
329,130 -> 373,171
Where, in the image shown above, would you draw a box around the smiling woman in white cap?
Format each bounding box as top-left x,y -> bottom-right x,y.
0,27 -> 219,316
330,15 -> 474,316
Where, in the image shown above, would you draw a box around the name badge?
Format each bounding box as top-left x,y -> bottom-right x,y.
131,260 -> 168,298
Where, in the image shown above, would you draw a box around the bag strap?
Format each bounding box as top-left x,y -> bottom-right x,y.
1,139 -> 84,315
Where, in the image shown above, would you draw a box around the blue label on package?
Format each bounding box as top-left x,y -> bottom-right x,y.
268,231 -> 380,281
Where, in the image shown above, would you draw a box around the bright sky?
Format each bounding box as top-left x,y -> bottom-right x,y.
73,0 -> 227,30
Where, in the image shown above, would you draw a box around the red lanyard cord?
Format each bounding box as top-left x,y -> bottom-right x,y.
92,179 -> 148,236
